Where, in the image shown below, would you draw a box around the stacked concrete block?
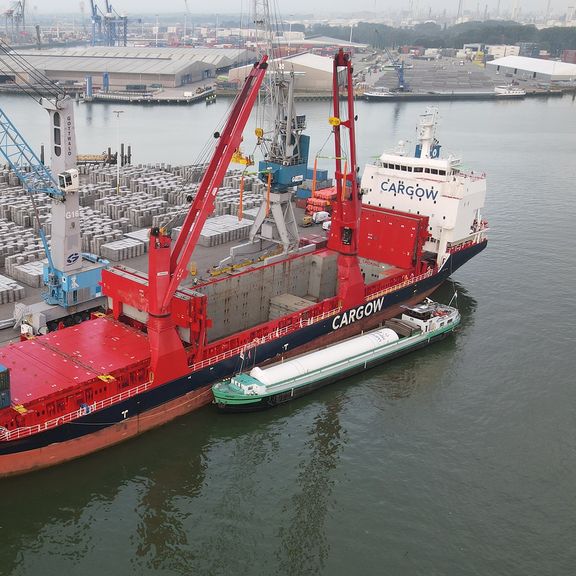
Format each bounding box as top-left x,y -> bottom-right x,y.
269,293 -> 317,320
94,191 -> 169,228
0,274 -> 25,304
198,215 -> 253,247
0,218 -> 46,267
85,230 -> 125,254
152,205 -> 188,228
124,228 -> 150,251
100,238 -> 146,262
5,256 -> 46,288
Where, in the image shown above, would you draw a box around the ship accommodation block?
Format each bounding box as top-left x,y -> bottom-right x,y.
361,154 -> 486,263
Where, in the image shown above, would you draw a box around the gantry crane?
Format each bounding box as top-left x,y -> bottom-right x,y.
101,56 -> 269,383
0,43 -> 107,330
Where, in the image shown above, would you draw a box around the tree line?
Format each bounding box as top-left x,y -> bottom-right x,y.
306,21 -> 576,56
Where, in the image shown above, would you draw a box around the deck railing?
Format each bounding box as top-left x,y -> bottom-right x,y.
0,381 -> 151,442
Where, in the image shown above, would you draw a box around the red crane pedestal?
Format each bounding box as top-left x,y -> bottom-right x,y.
147,228 -> 189,384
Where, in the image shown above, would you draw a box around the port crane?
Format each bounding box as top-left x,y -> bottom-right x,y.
101,56 -> 269,383
89,0 -> 127,46
223,0 -> 309,265
0,43 -> 107,329
383,46 -> 409,92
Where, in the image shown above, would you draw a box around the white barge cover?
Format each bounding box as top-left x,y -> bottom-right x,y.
250,328 -> 399,387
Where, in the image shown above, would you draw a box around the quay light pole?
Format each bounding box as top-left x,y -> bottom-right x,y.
112,109 -> 124,194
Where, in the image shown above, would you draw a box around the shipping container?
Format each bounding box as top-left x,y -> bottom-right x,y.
0,364 -> 8,391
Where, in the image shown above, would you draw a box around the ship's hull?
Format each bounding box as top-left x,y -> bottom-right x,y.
214,325 -> 456,413
0,240 -> 486,477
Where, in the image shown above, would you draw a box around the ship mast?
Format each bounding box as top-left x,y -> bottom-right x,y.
415,107 -> 439,159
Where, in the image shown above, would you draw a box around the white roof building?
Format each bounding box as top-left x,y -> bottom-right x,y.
486,56 -> 576,83
229,53 -> 338,92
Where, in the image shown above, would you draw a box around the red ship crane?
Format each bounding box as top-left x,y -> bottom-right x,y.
326,49 -> 365,308
101,56 -> 268,384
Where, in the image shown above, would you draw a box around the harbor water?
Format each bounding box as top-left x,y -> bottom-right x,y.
0,94 -> 575,575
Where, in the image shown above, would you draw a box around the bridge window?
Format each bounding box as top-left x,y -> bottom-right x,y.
431,169 -> 438,175
424,168 -> 430,173
414,167 -> 423,173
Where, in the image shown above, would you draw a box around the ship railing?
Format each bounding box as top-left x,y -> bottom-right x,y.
367,268 -> 435,302
1,381 -> 151,442
460,171 -> 486,181
188,306 -> 342,372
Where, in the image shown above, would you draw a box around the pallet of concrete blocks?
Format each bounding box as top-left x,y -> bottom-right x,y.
124,229 -> 150,251
5,254 -> 46,289
88,230 -> 124,254
152,205 -> 188,228
78,184 -> 109,207
166,186 -> 198,206
0,219 -> 39,266
0,274 -> 26,304
198,215 -> 253,247
100,238 -> 146,262
269,294 -> 317,321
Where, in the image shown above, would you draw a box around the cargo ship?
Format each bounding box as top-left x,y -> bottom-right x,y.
0,50 -> 488,477
212,300 -> 460,411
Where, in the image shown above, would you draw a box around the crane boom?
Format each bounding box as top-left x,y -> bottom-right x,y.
165,56 -> 269,311
141,56 -> 268,383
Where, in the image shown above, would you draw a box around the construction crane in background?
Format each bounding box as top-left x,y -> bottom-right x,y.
89,0 -> 126,46
103,0 -> 128,47
3,1 -> 26,42
0,43 -> 107,332
383,46 -> 409,92
183,0 -> 191,39
89,0 -> 103,45
223,0 -> 310,266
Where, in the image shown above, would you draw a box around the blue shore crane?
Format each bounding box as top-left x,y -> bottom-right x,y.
0,43 -> 107,316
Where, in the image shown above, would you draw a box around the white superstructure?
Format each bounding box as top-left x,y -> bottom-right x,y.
360,108 -> 488,265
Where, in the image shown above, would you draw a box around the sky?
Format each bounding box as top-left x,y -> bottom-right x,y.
9,0 -> 572,17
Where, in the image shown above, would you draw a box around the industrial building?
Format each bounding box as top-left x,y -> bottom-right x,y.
5,47 -> 255,90
229,53 -> 340,92
486,56 -> 576,85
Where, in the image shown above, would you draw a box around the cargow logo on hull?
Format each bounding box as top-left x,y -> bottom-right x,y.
332,296 -> 386,330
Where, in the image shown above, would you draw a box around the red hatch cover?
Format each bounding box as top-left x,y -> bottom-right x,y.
0,318 -> 150,405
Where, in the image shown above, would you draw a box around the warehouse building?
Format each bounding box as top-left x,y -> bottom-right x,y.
229,53 -> 340,92
8,47 -> 255,90
486,55 -> 576,85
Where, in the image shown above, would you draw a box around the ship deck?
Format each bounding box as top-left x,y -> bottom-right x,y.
0,318 -> 150,406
